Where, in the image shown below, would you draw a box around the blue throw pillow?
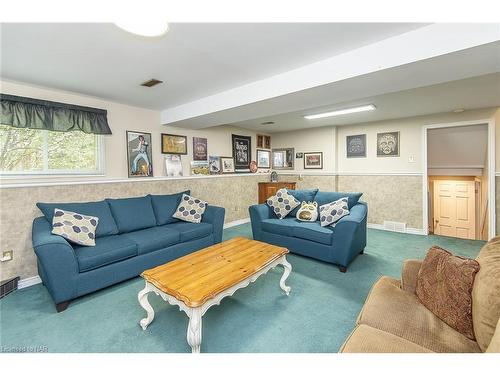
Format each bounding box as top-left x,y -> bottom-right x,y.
106,196 -> 157,233
149,190 -> 190,225
287,189 -> 319,217
314,191 -> 363,211
37,200 -> 118,238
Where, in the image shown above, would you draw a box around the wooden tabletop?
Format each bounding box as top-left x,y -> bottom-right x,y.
141,237 -> 289,308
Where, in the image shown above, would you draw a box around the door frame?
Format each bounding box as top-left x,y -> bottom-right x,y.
422,118 -> 496,239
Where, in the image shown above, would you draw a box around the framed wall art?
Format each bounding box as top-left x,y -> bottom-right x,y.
190,161 -> 209,175
346,134 -> 366,158
304,152 -> 323,169
126,131 -> 153,178
377,131 -> 400,157
256,149 -> 271,169
165,154 -> 183,177
220,157 -> 235,173
193,137 -> 208,161
208,155 -> 221,175
231,134 -> 252,171
272,148 -> 294,170
161,133 -> 187,155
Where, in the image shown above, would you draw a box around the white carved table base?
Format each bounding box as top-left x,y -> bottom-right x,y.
138,254 -> 292,353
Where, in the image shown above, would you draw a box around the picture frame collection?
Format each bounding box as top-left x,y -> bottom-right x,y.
346,132 -> 400,158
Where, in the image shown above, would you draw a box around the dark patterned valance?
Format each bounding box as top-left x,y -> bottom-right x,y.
0,94 -> 112,135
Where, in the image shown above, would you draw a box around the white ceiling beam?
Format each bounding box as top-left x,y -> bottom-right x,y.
160,23 -> 500,125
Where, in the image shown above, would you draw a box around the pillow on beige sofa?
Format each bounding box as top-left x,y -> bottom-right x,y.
416,246 -> 480,340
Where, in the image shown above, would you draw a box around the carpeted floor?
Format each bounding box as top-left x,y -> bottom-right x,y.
0,224 -> 484,353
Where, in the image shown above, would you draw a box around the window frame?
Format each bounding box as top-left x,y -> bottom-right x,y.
0,128 -> 106,177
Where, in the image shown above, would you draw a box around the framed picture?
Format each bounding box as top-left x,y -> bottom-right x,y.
220,157 -> 235,173
346,134 -> 366,158
257,134 -> 271,149
126,131 -> 153,177
193,137 -> 208,161
264,135 -> 271,149
377,131 -> 400,157
256,149 -> 271,168
304,152 -> 323,169
272,148 -> 294,170
295,152 -> 303,159
232,134 -> 252,171
190,161 -> 209,175
161,133 -> 187,155
165,154 -> 183,177
208,155 -> 221,174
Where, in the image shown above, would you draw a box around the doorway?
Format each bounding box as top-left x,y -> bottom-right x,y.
423,121 -> 495,240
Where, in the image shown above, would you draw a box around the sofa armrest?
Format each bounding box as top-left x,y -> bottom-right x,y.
202,205 -> 225,243
249,204 -> 273,240
400,259 -> 423,294
32,217 -> 79,304
336,201 -> 367,225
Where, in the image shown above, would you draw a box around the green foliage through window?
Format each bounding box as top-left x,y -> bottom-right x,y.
0,125 -> 101,174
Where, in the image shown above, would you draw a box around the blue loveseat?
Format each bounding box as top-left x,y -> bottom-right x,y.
249,189 -> 367,272
32,191 -> 225,312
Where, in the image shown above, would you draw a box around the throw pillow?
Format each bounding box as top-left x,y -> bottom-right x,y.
51,208 -> 98,246
172,194 -> 208,223
319,197 -> 349,227
266,188 -> 300,219
416,246 -> 480,340
296,201 -> 319,221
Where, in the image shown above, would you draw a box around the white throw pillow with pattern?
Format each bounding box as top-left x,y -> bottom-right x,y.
266,188 -> 300,219
319,197 -> 350,227
173,194 -> 208,223
51,208 -> 98,246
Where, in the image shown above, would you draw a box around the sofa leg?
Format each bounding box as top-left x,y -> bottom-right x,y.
339,266 -> 347,273
360,249 -> 364,254
56,301 -> 70,312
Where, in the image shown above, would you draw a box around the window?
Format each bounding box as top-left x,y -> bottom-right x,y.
0,125 -> 103,175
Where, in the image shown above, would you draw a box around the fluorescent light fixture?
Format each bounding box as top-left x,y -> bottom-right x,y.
115,21 -> 169,37
304,104 -> 376,120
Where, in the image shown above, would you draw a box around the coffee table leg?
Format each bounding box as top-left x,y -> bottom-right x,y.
187,307 -> 203,353
279,257 -> 292,295
138,283 -> 155,330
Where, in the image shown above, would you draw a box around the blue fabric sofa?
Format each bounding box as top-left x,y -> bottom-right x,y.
249,189 -> 367,272
32,191 -> 225,312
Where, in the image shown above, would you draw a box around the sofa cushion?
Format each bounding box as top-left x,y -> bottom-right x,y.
150,190 -> 190,225
165,222 -> 213,242
106,196 -> 157,233
287,189 -> 318,216
37,200 -> 118,238
261,218 -> 300,237
122,226 -> 180,255
472,237 -> 500,351
172,194 -> 208,223
73,235 -> 138,272
314,191 -> 363,211
357,276 -> 481,353
416,246 -> 479,340
340,324 -> 433,353
319,197 -> 350,227
266,189 -> 300,219
292,221 -> 334,245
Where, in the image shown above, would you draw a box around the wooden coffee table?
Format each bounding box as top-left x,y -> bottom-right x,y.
137,237 -> 292,353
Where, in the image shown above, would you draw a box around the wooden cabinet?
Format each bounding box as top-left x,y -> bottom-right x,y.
258,182 -> 296,204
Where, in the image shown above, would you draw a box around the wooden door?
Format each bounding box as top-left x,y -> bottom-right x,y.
433,180 -> 476,239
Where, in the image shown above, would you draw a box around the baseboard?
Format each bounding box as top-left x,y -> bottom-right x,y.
367,223 -> 425,235
223,218 -> 251,229
18,275 -> 42,289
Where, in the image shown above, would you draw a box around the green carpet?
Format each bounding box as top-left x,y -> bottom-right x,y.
0,224 -> 484,353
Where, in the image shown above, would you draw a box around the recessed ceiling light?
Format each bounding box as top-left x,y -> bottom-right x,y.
453,108 -> 465,113
115,21 -> 169,37
304,104 -> 376,120
141,79 -> 163,87
261,121 -> 275,125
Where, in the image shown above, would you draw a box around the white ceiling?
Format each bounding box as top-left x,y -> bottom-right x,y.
230,72 -> 500,133
428,124 -> 488,168
0,22 -> 426,109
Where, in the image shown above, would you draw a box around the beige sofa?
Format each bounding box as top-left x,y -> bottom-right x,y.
340,237 -> 500,353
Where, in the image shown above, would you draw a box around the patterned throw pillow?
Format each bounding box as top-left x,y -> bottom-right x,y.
172,194 -> 208,223
266,188 -> 300,219
51,209 -> 98,246
319,197 -> 349,227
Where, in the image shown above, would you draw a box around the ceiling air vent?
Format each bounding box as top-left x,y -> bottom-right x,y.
141,79 -> 163,87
